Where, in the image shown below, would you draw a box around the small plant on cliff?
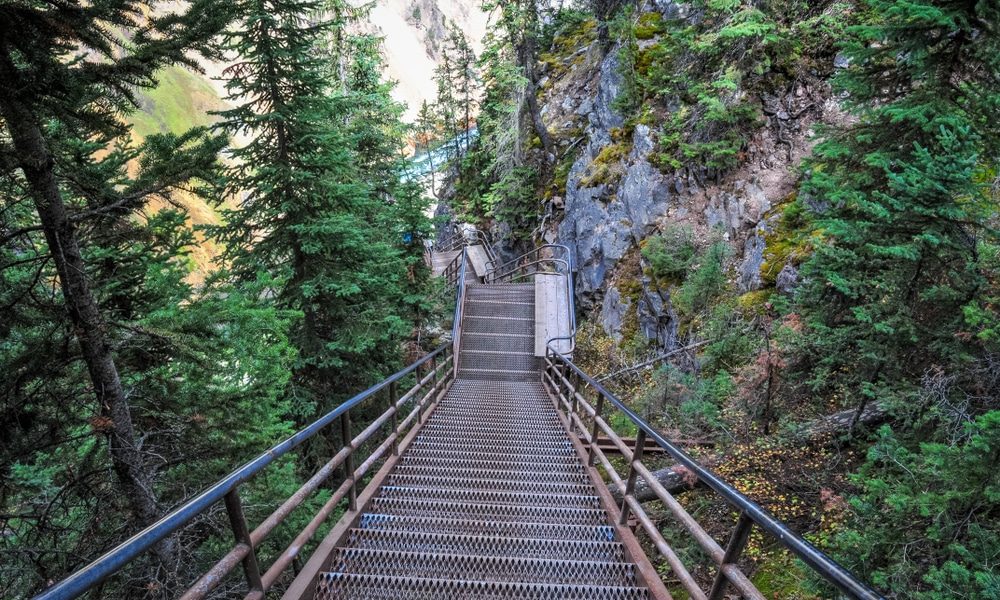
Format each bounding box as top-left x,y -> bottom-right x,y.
642,224 -> 697,283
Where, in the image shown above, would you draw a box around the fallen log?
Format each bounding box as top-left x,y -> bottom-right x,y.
609,463 -> 702,504
609,403 -> 889,504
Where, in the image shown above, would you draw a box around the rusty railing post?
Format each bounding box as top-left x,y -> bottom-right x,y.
571,370 -> 581,417
619,428 -> 646,525
224,489 -> 263,595
341,412 -> 357,511
588,392 -> 605,467
430,353 -> 438,392
389,380 -> 399,455
707,511 -> 755,600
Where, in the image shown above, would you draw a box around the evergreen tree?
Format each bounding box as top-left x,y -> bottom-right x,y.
484,0 -> 555,160
434,44 -> 461,162
0,0 -> 231,580
215,0 -> 420,415
446,25 -> 480,155
416,99 -> 441,196
791,1 -> 1000,595
795,0 -> 1000,423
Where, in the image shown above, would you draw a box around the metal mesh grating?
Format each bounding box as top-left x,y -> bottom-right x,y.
463,315 -> 536,335
384,474 -> 595,496
356,514 -> 618,542
388,466 -> 591,487
344,529 -> 626,562
374,487 -> 603,511
396,454 -> 585,474
459,350 -> 540,373
328,548 -> 637,586
315,573 -> 649,600
364,497 -> 609,526
461,332 -> 535,353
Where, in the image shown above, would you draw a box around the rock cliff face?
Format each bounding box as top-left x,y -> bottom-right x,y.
537,4 -> 841,351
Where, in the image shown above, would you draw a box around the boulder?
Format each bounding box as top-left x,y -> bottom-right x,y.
600,286 -> 630,342
776,262 -> 800,295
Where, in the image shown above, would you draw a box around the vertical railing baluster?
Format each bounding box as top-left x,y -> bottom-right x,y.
224,489 -> 263,595
619,428 -> 646,525
588,392 -> 605,467
341,412 -> 357,511
418,362 -> 430,423
707,511 -> 755,600
571,370 -> 581,417
389,380 -> 399,455
430,353 -> 438,393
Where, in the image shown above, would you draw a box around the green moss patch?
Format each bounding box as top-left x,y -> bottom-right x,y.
634,12 -> 666,40
579,141 -> 629,188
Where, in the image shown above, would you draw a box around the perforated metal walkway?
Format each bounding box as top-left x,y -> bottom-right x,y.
313,283 -> 666,599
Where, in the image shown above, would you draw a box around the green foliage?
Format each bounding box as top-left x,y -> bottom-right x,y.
129,65 -> 226,139
788,1 -> 1000,596
829,414 -> 1000,599
214,0 -> 426,415
639,365 -> 732,436
615,1 -> 849,170
642,224 -> 697,283
794,0 -> 1000,410
673,240 -> 729,317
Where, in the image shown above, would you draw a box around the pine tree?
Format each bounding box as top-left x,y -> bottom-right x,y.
434,44 -> 461,162
791,2 -> 1000,595
215,0 -> 418,414
446,25 -> 480,156
416,99 -> 442,195
0,0 -> 230,577
795,0 -> 1000,420
484,0 -> 555,160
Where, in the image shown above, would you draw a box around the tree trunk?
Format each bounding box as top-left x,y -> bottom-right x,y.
521,35 -> 555,162
0,60 -> 176,570
610,464 -> 701,504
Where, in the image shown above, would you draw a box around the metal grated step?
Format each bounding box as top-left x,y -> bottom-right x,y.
462,333 -> 535,353
384,474 -> 596,496
375,487 -> 603,511
356,514 -> 620,542
365,497 -> 610,526
344,529 -> 626,562
328,548 -> 638,587
459,351 -> 540,373
395,455 -> 586,475
315,573 -> 650,600
463,317 -> 537,336
456,368 -> 541,382
389,465 -> 591,486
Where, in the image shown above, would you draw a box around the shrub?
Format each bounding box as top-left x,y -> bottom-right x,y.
642,224 -> 697,283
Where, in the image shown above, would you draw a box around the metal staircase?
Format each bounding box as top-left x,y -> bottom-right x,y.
33,234 -> 883,600
310,280 -> 665,599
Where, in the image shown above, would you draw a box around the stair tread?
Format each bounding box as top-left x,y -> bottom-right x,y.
345,528 -> 625,560
315,572 -> 649,600
328,547 -> 637,585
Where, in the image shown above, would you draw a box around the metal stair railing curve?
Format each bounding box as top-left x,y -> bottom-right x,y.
541,348 -> 884,600
434,227 -> 496,264
33,249 -> 470,600
484,243 -> 577,355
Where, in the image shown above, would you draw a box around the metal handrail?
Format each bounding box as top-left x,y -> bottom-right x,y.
484,244 -> 577,355
35,270 -> 469,600
434,227 -> 496,265
542,350 -> 884,600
